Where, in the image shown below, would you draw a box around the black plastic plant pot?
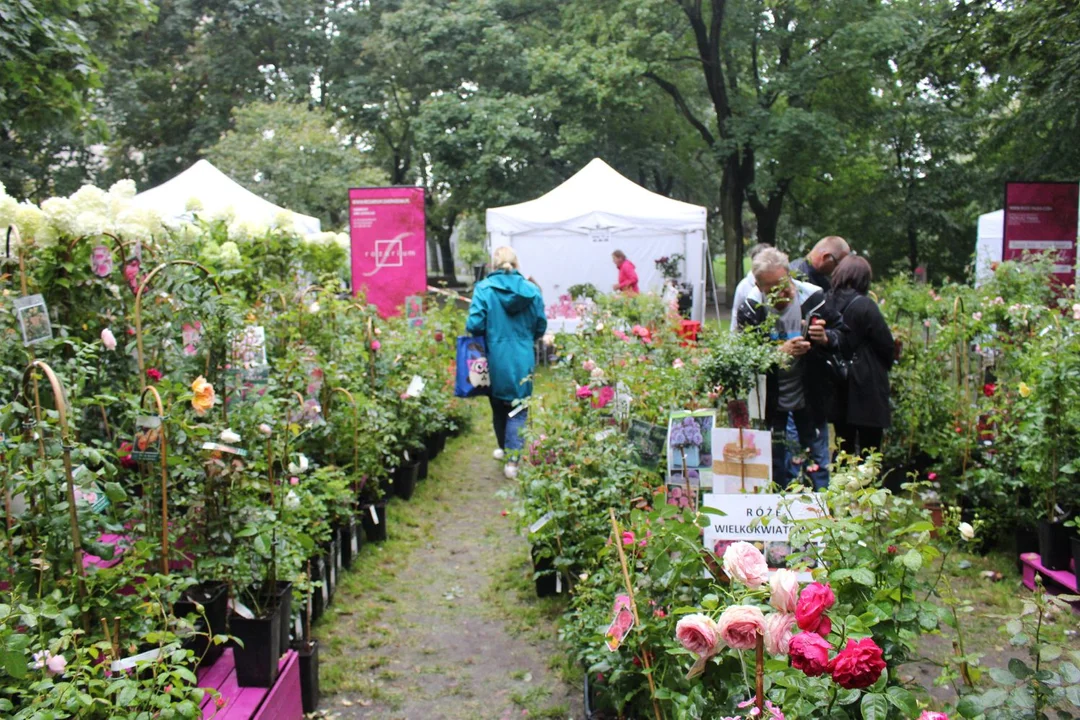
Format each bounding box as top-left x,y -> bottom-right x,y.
1037,519 -> 1072,571
323,542 -> 337,604
531,546 -> 558,598
174,581 -> 228,669
339,519 -> 358,570
1071,535 -> 1080,589
333,527 -> 344,572
361,503 -> 388,543
424,433 -> 441,461
394,459 -> 420,500
311,555 -> 327,622
291,639 -> 320,713
417,447 -> 429,481
276,581 -> 293,656
231,604 -> 282,688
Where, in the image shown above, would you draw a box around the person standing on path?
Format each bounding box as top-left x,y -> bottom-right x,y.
611,250 -> 639,295
790,235 -> 850,292
737,248 -> 844,489
826,255 -> 895,457
729,243 -> 773,334
466,246 -> 547,479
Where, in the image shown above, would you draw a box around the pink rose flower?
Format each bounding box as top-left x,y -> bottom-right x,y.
763,612 -> 795,656
45,654 -> 67,676
289,476 -> 299,486
919,713 -> 949,720
582,359 -> 596,372
576,385 -> 593,399
101,328 -> 117,351
716,604 -> 765,650
830,637 -> 886,689
795,582 -> 835,635
614,594 -> 632,614
788,632 -> 832,676
722,541 -> 769,589
592,385 -> 615,408
769,569 -> 799,613
672,358 -> 684,369
371,340 -> 381,351
146,368 -> 163,382
675,613 -> 720,658
622,531 -> 636,546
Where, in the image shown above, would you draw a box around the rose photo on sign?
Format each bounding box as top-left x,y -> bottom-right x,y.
229,326 -> 268,370
13,294 -> 53,346
711,427 -> 772,493
131,416 -> 163,462
90,245 -> 114,277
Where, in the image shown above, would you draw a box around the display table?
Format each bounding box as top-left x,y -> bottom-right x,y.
198,648 -> 303,720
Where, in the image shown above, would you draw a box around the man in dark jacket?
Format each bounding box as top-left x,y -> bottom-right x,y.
736,248 -> 844,489
790,236 -> 850,292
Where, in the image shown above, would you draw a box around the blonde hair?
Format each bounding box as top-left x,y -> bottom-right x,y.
492,246 -> 519,271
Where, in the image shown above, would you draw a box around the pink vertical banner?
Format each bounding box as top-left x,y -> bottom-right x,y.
349,187 -> 427,316
1003,182 -> 1079,286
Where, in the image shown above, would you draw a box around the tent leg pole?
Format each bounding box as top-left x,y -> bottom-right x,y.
707,238 -> 723,330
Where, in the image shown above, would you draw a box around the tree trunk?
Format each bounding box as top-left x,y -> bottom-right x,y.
439,234 -> 455,281
720,159 -> 744,307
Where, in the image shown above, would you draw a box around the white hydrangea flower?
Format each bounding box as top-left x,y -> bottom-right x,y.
211,204 -> 236,224
227,219 -> 266,242
0,193 -> 18,231
107,179 -> 137,200
272,210 -> 295,229
218,241 -> 242,266
333,233 -> 350,249
69,185 -> 109,215
185,196 -> 204,212
114,207 -> 165,243
15,203 -> 57,247
74,211 -> 112,238
40,197 -> 79,237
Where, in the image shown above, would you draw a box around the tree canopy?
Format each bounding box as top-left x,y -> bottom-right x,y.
2,0 -> 1078,291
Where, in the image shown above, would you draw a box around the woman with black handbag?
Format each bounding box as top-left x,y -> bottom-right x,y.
827,256 -> 895,457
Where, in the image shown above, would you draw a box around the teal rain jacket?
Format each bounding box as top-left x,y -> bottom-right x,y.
465,270 -> 548,401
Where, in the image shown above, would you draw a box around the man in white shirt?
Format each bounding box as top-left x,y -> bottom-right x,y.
729,243 -> 772,333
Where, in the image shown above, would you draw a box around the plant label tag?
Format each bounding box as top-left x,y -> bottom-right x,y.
405,375 -> 425,398
351,528 -> 359,554
111,647 -> 162,672
529,511 -> 554,534
594,428 -> 617,441
294,614 -> 302,639
369,505 -> 379,525
508,402 -> 526,418
230,599 -> 255,620
555,572 -> 562,594
13,294 -> 52,347
403,449 -> 410,463
201,442 -> 248,458
321,575 -> 329,604
131,415 -> 162,462
605,606 -> 635,651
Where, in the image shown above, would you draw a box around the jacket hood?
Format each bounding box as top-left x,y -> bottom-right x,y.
484,270 -> 540,315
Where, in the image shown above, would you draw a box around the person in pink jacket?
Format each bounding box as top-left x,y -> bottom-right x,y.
611,250 -> 639,294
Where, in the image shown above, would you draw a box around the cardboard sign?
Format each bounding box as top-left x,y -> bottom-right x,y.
702,492 -> 826,575
13,294 -> 52,346
711,427 -> 772,493
627,420 -> 666,470
131,416 -> 163,462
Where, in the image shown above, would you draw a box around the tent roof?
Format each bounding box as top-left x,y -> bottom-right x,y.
132,159 -> 321,235
486,158 -> 706,235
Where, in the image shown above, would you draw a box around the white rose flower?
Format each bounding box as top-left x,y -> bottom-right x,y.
284,490 -> 301,510
958,522 -> 975,541
308,302 -> 320,314
220,428 -> 241,444
288,454 -> 310,474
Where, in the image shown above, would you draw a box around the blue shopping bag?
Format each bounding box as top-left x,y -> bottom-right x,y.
454,335 -> 491,398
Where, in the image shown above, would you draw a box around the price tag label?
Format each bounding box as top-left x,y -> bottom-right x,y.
369,505 -> 379,525
529,511 -> 554,534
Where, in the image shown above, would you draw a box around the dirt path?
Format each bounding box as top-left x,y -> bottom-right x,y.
312,419 -> 583,720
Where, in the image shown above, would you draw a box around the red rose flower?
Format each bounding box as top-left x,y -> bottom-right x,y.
795,582 -> 835,635
118,441 -> 137,470
983,383 -> 997,398
789,632 -> 832,677
829,637 -> 886,689
146,368 -> 163,382
434,331 -> 444,342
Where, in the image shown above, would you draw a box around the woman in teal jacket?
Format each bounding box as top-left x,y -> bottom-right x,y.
466,246 -> 547,479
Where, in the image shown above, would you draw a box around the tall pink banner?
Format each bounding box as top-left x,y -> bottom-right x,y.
349,187 -> 427,316
1003,182 -> 1079,286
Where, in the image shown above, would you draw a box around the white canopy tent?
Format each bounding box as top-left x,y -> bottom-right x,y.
132,159 -> 321,235
486,159 -> 708,323
975,209 -> 1004,287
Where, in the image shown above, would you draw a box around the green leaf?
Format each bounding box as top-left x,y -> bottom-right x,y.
902,548 -> 922,571
956,695 -> 982,718
885,686 -> 918,716
117,684 -> 137,706
859,692 -> 888,720
103,482 -> 127,503
1059,661 -> 1080,684
988,667 -> 1016,685
850,568 -> 875,586
980,687 -> 1007,708
1009,658 -> 1033,679
0,649 -> 26,679
1038,644 -> 1062,663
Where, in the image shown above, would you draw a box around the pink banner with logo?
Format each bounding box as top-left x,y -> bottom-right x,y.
1003,182 -> 1079,286
349,187 -> 427,316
